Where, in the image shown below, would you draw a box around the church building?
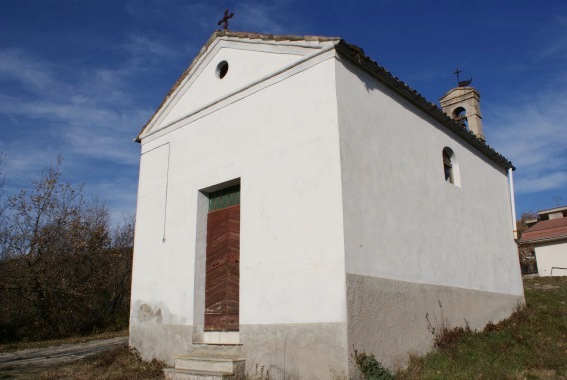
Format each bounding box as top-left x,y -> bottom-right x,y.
130,31 -> 524,379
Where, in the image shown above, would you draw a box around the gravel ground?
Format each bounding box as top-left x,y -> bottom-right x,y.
0,336 -> 128,379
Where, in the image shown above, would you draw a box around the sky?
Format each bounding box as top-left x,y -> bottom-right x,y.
1,0 -> 566,223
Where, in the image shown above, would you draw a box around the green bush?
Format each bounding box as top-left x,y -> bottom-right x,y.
353,349 -> 394,380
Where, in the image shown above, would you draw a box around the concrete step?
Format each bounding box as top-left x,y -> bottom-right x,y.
187,343 -> 243,357
164,367 -> 234,380
174,355 -> 245,373
164,355 -> 245,380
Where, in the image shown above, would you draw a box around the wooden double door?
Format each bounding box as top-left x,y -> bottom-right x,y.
204,186 -> 240,331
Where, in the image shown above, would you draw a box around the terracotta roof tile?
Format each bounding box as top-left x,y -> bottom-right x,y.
521,217 -> 567,243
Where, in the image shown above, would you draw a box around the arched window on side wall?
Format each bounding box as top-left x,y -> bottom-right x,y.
443,147 -> 461,187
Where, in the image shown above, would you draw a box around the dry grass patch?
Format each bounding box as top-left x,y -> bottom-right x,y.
39,344 -> 166,380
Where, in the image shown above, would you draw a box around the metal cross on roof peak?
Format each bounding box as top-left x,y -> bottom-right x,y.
218,9 -> 234,31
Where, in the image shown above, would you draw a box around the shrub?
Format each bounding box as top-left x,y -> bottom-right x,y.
353,349 -> 393,380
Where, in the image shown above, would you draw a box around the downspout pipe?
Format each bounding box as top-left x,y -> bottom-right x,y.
508,168 -> 518,242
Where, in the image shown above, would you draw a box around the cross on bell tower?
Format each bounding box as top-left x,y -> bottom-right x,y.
453,68 -> 462,84
453,67 -> 473,87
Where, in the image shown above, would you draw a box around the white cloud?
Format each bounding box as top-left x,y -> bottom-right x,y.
125,34 -> 179,58
536,35 -> 567,62
533,13 -> 567,62
237,1 -> 291,33
486,90 -> 567,195
0,142 -> 61,190
91,177 -> 139,224
0,44 -> 151,221
0,47 -> 150,154
515,172 -> 567,194
0,49 -> 57,92
484,11 -> 567,197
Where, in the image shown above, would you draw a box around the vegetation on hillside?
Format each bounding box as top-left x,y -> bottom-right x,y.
0,156 -> 133,342
396,276 -> 567,379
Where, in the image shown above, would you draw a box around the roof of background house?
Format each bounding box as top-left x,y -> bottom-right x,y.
538,206 -> 567,218
136,31 -> 515,171
521,217 -> 567,243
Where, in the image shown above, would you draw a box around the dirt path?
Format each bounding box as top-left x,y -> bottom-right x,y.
0,336 -> 128,379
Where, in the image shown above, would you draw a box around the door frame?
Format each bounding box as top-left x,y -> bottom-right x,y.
192,178 -> 241,344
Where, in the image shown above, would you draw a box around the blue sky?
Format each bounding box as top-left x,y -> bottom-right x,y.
1,0 -> 566,223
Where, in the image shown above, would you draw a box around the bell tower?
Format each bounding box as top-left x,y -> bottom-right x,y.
439,69 -> 484,141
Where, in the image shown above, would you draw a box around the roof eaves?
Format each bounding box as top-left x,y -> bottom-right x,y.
214,30 -> 340,43
334,41 -> 515,171
538,205 -> 567,216
521,234 -> 567,244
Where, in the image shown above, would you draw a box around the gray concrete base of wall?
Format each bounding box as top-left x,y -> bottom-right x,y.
129,324 -> 194,364
130,322 -> 348,380
130,276 -> 524,379
346,273 -> 525,374
239,322 -> 348,380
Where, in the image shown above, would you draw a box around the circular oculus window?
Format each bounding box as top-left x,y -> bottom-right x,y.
216,61 -> 229,79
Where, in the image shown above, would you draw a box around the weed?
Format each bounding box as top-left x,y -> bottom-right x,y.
352,348 -> 393,380
248,363 -> 270,380
426,300 -> 473,350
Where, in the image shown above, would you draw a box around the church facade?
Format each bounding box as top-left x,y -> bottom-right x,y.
130,31 -> 524,379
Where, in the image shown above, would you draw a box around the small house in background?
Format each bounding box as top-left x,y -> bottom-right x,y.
130,31 -> 524,379
521,206 -> 567,276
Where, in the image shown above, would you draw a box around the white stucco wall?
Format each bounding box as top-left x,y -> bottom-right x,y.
535,240 -> 567,276
131,144 -> 174,319
334,58 -> 523,296
131,51 -> 347,328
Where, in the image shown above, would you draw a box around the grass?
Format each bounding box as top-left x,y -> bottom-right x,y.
396,276 -> 567,380
39,344 -> 166,380
0,329 -> 129,353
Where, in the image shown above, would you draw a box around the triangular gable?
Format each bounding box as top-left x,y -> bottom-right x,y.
137,32 -> 340,142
